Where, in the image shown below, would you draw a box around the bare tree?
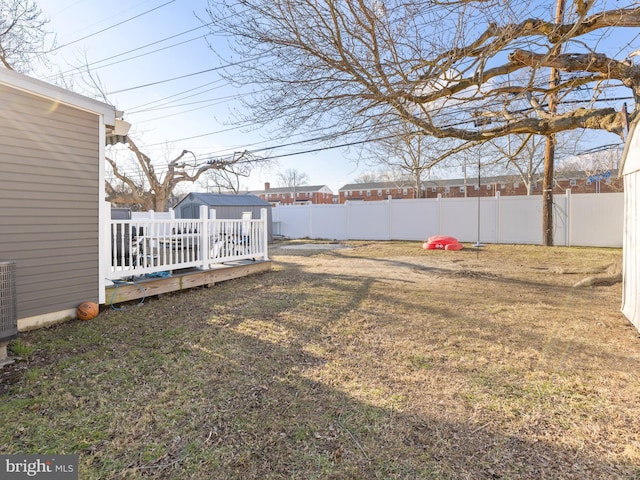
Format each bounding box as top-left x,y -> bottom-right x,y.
210,0 -> 637,138
0,0 -> 52,72
557,144 -> 623,191
275,168 -> 310,202
481,129 -> 581,194
367,123 -> 475,198
486,134 -> 545,195
207,0 -> 640,243
198,162 -> 254,193
106,137 -> 262,211
276,168 -> 310,188
353,171 -> 383,184
75,66 -> 266,210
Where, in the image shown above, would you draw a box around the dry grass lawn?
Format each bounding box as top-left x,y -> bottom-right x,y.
1,240 -> 639,479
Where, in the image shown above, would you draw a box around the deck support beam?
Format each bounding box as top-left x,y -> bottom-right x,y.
105,260 -> 271,304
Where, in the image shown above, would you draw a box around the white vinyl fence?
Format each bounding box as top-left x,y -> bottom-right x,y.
272,191 -> 623,247
108,206 -> 269,281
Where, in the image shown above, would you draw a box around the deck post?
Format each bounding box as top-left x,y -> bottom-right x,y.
261,208 -> 270,260
199,205 -> 209,270
209,208 -> 217,267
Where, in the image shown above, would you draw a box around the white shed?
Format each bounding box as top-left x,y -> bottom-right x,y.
620,118 -> 640,332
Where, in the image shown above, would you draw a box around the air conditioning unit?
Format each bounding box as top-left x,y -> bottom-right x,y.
0,259 -> 17,365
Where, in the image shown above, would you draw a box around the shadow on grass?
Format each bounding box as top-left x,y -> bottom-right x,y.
272,256 -> 633,373
0,262 -> 637,480
325,248 -> 584,290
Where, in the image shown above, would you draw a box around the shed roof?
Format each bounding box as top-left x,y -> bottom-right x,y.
175,192 -> 271,207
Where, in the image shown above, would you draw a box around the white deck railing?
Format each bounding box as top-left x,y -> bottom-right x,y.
108,206 -> 269,281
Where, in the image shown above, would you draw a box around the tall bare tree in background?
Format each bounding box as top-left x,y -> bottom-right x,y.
0,0 -> 52,72
106,138 -> 262,211
368,123 -> 476,198
486,131 -> 583,195
276,168 -> 310,188
207,0 -> 640,244
487,135 -> 548,195
79,66 -> 267,210
276,168 -> 310,202
352,172 -> 382,184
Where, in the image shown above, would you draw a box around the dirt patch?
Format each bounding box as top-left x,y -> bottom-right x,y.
279,243 -> 351,250
272,240 -> 622,289
0,359 -> 26,395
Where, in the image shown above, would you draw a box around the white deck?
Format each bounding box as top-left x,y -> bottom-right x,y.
108,206 -> 269,282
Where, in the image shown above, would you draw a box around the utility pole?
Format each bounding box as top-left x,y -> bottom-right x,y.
542,0 -> 566,246
292,170 -> 297,205
463,159 -> 467,198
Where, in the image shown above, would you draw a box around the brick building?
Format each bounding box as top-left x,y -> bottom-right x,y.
250,183 -> 335,205
337,171 -> 621,203
338,181 -> 424,203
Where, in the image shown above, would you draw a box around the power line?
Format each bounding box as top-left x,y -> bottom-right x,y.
128,92 -> 245,114
132,92 -> 632,157
118,87 -> 629,166
49,0 -> 177,53
105,57 -> 258,95
125,78 -> 228,112
577,143 -> 623,155
57,22 -> 214,76
141,124 -> 251,146
55,35 -> 209,80
194,95 -> 631,162
107,130 -> 403,179
128,100 -> 231,123
107,127 -> 624,179
105,66 -> 226,95
99,35 -> 630,128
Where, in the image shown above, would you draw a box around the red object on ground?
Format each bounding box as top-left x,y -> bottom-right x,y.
422,235 -> 463,251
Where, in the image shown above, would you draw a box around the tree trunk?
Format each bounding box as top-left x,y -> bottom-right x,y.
542,0 -> 565,247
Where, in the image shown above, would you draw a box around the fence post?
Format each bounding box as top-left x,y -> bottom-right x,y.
261,208 -> 270,260
565,188 -> 572,247
346,201 -> 351,240
387,197 -> 392,240
495,190 -> 501,244
437,193 -> 442,235
199,205 -> 209,269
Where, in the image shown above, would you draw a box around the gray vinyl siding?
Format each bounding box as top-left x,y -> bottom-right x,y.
0,83 -> 100,319
174,193 -> 273,241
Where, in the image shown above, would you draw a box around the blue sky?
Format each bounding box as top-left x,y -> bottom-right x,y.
34,0 -> 632,194
35,0 -> 363,193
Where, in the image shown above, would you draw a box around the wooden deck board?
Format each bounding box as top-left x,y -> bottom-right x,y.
105,260 -> 271,304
